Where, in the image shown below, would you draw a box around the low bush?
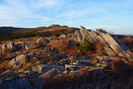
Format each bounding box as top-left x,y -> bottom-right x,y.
77,37 -> 94,54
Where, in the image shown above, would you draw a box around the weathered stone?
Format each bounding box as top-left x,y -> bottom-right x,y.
97,35 -> 116,56
32,66 -> 38,73
65,64 -> 77,70
25,44 -> 30,51
76,30 -> 83,43
88,30 -> 98,41
59,34 -> 66,39
96,29 -> 126,57
37,64 -> 64,73
80,26 -> 93,43
39,68 -> 57,78
2,45 -> 7,51
36,37 -> 44,43
16,54 -> 28,65
0,76 -> 33,89
7,41 -> 15,51
8,58 -> 20,68
0,69 -> 13,76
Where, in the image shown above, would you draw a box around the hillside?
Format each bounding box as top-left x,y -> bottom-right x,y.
0,25 -> 79,41
0,25 -> 133,89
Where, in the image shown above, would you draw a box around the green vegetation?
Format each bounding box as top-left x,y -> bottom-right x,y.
77,37 -> 94,54
0,29 -> 76,41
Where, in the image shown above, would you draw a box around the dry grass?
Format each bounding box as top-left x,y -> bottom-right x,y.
93,41 -> 106,56
50,40 -> 70,52
123,35 -> 132,44
0,60 -> 9,72
34,60 -> 40,67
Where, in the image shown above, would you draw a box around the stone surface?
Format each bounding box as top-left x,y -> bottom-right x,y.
8,58 -> 20,68
39,68 -> 57,78
80,26 -> 93,43
0,76 -> 33,89
16,54 -> 27,65
7,41 -> 15,51
76,30 -> 83,43
34,77 -> 43,89
2,45 -> 7,51
37,64 -> 64,73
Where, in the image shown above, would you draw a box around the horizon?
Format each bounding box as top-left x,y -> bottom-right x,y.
0,0 -> 133,35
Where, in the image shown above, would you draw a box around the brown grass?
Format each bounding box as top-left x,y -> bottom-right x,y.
0,60 -> 9,72
50,40 -> 70,52
123,35 -> 132,44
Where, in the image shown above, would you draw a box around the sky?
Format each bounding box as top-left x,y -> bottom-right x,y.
0,0 -> 133,35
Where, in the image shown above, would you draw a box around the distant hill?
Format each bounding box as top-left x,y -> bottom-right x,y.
0,24 -> 80,41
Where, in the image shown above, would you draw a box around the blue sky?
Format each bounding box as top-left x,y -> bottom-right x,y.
0,0 -> 133,34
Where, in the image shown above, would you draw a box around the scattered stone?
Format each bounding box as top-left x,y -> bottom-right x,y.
37,64 -> 64,73
8,58 -> 20,68
0,76 -> 33,89
39,68 -> 57,78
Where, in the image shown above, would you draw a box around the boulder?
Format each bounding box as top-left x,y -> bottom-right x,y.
16,54 -> 28,65
7,41 -> 16,51
2,45 -> 7,51
59,34 -> 66,39
8,58 -> 20,68
32,66 -> 38,73
36,37 -> 44,43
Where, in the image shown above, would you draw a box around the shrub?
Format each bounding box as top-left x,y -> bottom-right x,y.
123,35 -> 132,43
111,57 -> 132,78
93,41 -> 106,55
50,40 -> 70,52
77,37 -> 94,54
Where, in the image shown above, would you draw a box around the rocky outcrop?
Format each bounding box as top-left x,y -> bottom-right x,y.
76,26 -> 132,58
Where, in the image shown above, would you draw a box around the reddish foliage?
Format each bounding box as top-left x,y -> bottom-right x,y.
93,41 -> 105,55
123,35 -> 132,43
50,40 -> 70,51
111,57 -> 132,78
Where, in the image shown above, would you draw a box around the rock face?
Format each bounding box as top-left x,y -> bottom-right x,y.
76,26 -> 132,58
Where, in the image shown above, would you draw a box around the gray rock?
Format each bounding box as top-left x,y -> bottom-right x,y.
37,64 -> 64,73
2,45 -> 7,52
76,30 -> 83,43
80,26 -> 93,43
7,41 -> 15,51
8,58 -> 20,68
34,77 -> 43,89
0,69 -> 13,76
25,44 -> 30,51
0,76 -> 33,89
16,54 -> 27,65
32,66 -> 39,73
36,37 -> 44,43
39,68 -> 57,78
